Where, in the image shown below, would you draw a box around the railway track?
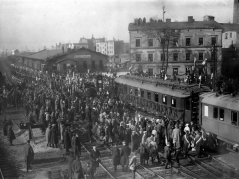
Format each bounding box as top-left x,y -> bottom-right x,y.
77,121 -> 197,179
0,108 -> 26,179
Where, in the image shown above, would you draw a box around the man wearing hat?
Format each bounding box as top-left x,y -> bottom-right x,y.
194,130 -> 202,158
120,141 -> 131,172
72,154 -> 84,179
90,146 -> 101,176
131,130 -> 138,152
141,131 -> 147,144
112,143 -> 120,172
23,140 -> 35,172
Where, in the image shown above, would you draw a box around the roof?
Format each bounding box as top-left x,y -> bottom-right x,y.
128,21 -> 223,31
200,92 -> 239,111
15,52 -> 35,58
220,23 -> 239,32
115,75 -> 197,98
27,49 -> 63,61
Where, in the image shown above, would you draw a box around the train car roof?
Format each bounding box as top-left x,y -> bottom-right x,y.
115,75 -> 210,98
200,92 -> 239,111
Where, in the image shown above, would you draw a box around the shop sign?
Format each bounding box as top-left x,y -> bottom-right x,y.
74,55 -> 91,58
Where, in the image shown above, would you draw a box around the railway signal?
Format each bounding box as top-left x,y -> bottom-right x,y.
191,90 -> 199,123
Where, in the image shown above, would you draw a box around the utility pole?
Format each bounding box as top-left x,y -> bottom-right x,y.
163,6 -> 166,22
212,44 -> 217,91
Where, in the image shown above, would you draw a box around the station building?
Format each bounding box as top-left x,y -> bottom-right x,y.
55,48 -> 108,73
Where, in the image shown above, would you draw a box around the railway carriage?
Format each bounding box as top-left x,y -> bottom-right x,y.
200,92 -> 239,153
115,75 -> 210,123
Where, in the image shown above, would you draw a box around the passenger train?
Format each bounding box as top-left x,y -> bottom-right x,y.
115,74 -> 239,153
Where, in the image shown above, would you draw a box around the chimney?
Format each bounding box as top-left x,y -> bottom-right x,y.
203,15 -> 215,21
188,16 -> 194,22
166,19 -> 171,23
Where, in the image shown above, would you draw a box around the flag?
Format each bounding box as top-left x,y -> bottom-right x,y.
164,75 -> 167,80
194,57 -> 197,66
211,73 -> 213,79
202,58 -> 207,65
176,42 -> 179,47
129,65 -> 133,71
199,75 -> 202,81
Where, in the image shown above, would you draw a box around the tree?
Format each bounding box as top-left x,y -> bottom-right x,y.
144,27 -> 181,79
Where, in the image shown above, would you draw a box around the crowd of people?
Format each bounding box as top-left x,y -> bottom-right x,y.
0,67 -> 218,179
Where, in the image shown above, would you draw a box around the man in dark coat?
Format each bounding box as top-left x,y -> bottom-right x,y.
63,127 -> 72,153
50,124 -> 58,148
120,141 -> 131,172
131,131 -> 138,152
87,123 -> 93,142
24,140 -> 34,172
3,116 -> 8,136
90,146 -> 101,176
7,125 -> 16,146
112,143 -> 120,172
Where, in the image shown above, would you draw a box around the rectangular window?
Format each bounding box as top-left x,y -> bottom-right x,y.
148,39 -> 153,47
136,39 -> 140,47
204,105 -> 208,117
213,107 -> 218,119
199,53 -> 204,61
136,54 -> 141,62
186,38 -> 191,46
230,33 -> 232,38
162,95 -> 167,104
185,98 -> 190,110
141,90 -> 144,98
135,88 -> 138,96
130,87 -> 133,95
225,33 -> 228,39
91,60 -> 95,69
148,54 -> 153,62
154,93 -> 159,102
186,53 -> 190,61
199,37 -> 203,45
161,53 -> 165,61
211,37 -> 216,45
231,111 -> 238,126
173,68 -> 178,75
171,97 -> 176,107
220,108 -> 224,121
147,91 -> 151,100
173,53 -> 178,61
148,68 -> 153,76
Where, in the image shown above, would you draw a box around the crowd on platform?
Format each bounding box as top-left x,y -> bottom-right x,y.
0,69 -> 217,179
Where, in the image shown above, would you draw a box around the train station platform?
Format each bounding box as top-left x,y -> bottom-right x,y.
214,152 -> 239,171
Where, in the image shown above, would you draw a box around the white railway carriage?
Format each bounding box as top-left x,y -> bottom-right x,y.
200,92 -> 239,153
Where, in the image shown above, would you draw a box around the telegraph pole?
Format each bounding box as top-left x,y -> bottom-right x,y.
163,6 -> 166,22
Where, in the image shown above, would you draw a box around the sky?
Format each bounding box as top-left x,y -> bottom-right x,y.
0,0 -> 234,52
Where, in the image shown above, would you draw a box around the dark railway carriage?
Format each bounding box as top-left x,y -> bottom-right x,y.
200,92 -> 239,153
115,75 -> 210,123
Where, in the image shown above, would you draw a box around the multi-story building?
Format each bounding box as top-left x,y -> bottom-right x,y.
128,15 -> 222,77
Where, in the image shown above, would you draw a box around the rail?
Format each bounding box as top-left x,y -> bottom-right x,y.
0,168 -> 4,179
79,134 -> 115,179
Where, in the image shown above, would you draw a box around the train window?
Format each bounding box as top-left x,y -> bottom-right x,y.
204,105 -> 208,117
162,95 -> 167,104
171,97 -> 176,107
135,88 -> 138,96
185,98 -> 190,110
219,109 -> 224,121
141,90 -> 144,98
213,107 -> 218,119
147,91 -> 151,100
155,93 -> 159,102
130,87 -> 133,95
231,111 -> 238,126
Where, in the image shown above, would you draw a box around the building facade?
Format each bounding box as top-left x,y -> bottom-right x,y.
128,16 -> 223,77
56,48 -> 108,73
233,0 -> 239,24
221,23 -> 239,48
